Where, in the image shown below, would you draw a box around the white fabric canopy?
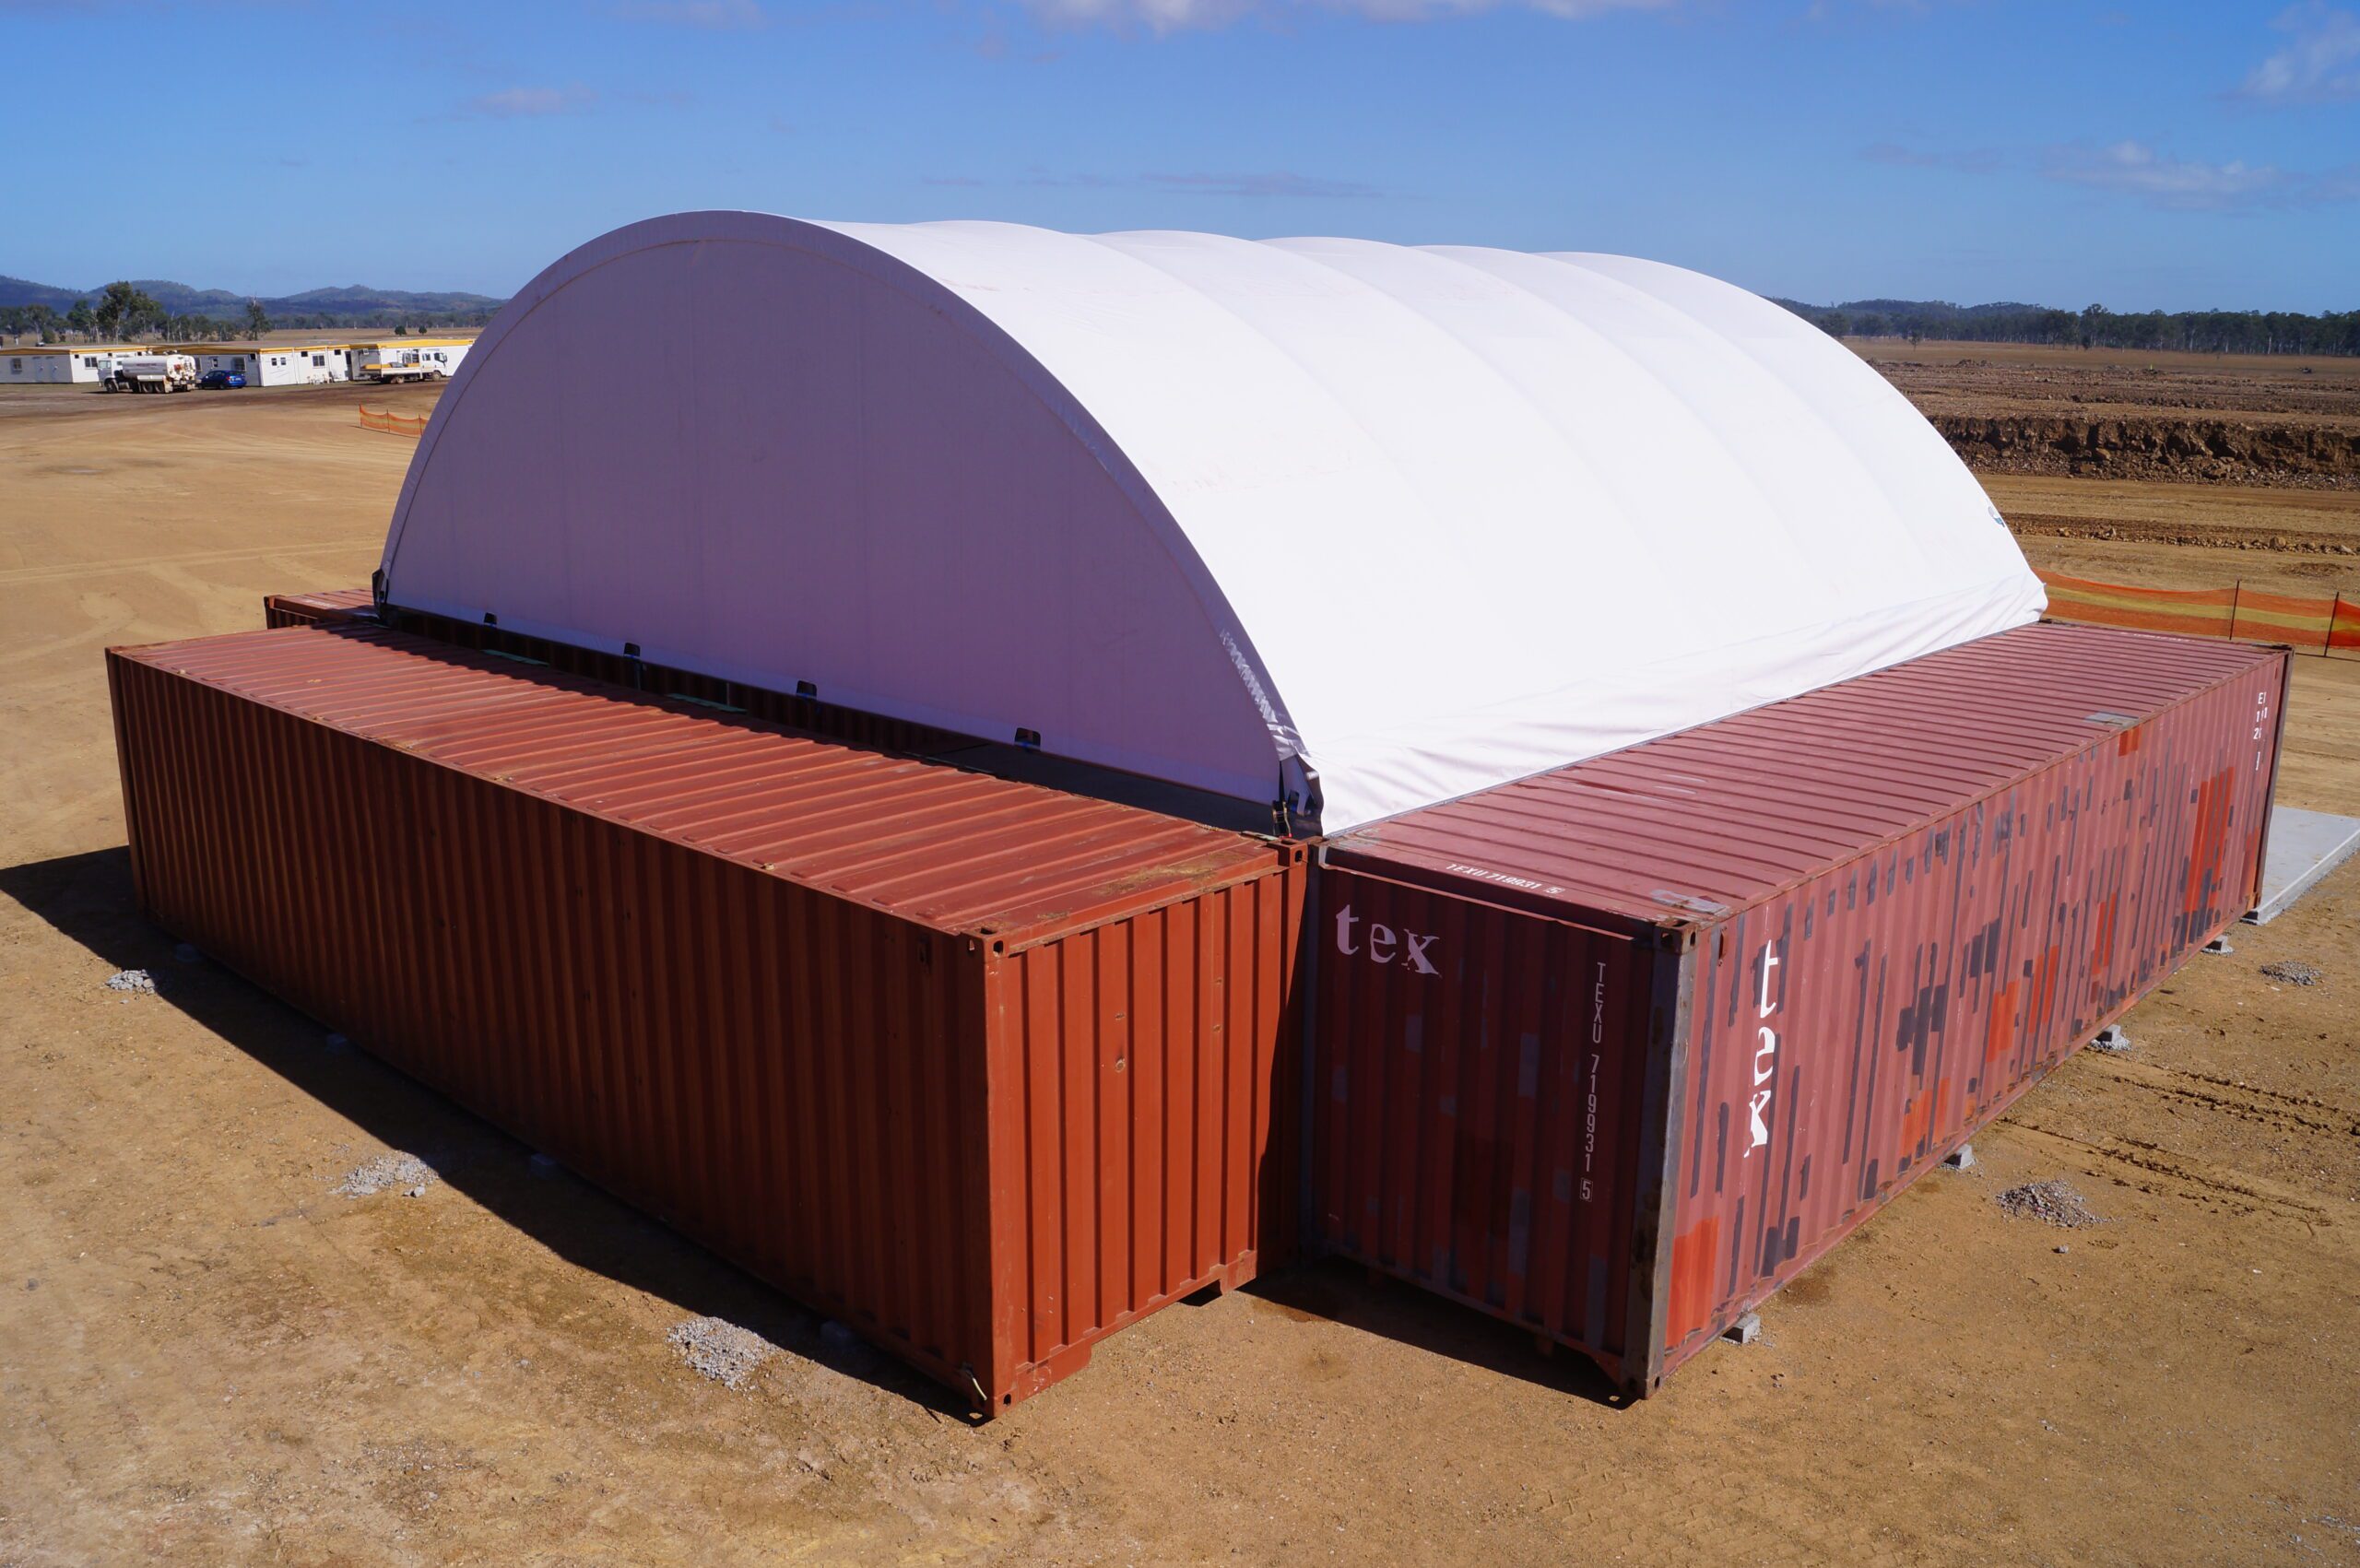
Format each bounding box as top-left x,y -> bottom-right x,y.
380,212 -> 2043,832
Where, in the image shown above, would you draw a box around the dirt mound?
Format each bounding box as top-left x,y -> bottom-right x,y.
334,1151 -> 438,1198
1934,414 -> 2360,488
667,1316 -> 778,1389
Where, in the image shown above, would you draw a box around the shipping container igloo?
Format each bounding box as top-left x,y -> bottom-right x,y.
143,213 -> 2106,1409
377,211 -> 2047,836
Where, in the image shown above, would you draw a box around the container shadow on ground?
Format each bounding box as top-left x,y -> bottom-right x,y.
0,844 -> 978,1420
1242,1261 -> 1629,1409
3,844 -> 1628,1416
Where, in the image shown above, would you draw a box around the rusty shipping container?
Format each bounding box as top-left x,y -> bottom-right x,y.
1310,622 -> 2287,1395
263,588 -> 378,628
265,589 -> 964,758
111,624 -> 1305,1411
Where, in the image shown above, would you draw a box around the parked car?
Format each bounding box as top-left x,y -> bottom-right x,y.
198,370 -> 247,391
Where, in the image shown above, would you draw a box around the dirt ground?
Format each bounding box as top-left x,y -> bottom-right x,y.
1853,337 -> 2360,424
3,375 -> 2356,1566
1856,339 -> 2360,490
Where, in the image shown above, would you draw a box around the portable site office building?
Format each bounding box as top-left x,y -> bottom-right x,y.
1,347 -> 136,383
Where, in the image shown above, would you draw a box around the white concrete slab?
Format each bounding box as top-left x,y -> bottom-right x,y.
2245,806 -> 2360,925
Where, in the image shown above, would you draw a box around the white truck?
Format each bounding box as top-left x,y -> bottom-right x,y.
354,347 -> 446,384
107,354 -> 199,394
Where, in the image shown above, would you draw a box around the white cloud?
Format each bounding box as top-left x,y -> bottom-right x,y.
458,84 -> 598,118
2040,141 -> 2285,211
2236,3 -> 2360,103
1013,0 -> 1667,34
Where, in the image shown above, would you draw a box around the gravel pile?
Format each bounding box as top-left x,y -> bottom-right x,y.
334,1152 -> 438,1198
104,969 -> 156,995
1995,1179 -> 2106,1229
667,1316 -> 778,1390
2260,960 -> 2324,986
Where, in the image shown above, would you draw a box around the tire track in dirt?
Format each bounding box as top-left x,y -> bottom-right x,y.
2085,1055 -> 2360,1139
2007,513 -> 2360,557
0,539 -> 378,588
2008,1119 -> 2342,1230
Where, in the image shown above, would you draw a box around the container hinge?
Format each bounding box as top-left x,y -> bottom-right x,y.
1651,890 -> 1729,919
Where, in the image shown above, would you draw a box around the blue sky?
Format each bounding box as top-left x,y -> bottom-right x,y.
4,0 -> 2355,309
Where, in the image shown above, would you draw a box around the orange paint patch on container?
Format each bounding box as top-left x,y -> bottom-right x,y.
1664,1218 -> 1722,1350
1983,981 -> 2022,1064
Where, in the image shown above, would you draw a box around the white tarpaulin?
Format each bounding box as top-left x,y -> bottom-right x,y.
380,212 -> 2044,832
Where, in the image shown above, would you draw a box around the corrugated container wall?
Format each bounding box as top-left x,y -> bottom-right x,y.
1312,623 -> 2286,1393
110,625 -> 1305,1411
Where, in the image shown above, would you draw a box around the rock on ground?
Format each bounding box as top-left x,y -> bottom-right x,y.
1995,1179 -> 2106,1229
335,1152 -> 438,1198
667,1316 -> 778,1390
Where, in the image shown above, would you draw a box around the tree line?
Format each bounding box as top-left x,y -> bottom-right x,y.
2,282 -> 271,345
1777,298 -> 2360,357
1,279 -> 496,346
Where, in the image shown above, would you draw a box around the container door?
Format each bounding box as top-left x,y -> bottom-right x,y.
1310,864 -> 1658,1376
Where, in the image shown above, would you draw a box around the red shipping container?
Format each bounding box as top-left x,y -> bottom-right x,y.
263,588 -> 377,628
110,624 -> 1305,1411
1311,623 -> 2287,1395
264,589 -> 964,758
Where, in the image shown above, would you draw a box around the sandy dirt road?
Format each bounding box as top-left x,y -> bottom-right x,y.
2,380 -> 2356,1566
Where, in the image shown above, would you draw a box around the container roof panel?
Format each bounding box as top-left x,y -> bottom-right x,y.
1328,622 -> 2283,920
117,625 -> 1284,946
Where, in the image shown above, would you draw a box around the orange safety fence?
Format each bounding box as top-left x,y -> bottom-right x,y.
358,404 -> 428,438
2037,569 -> 2360,658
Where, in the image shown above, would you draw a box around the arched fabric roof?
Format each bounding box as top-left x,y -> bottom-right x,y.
380,212 -> 2043,833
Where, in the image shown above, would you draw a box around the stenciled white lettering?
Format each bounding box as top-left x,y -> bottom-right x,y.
1745,944 -> 1781,1158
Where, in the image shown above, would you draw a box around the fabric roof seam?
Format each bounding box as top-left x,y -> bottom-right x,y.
1372,243 -> 1811,595
1566,254 -> 1991,572
1543,252 -> 1944,584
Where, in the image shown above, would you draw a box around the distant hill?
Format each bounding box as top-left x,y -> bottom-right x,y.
1775,296 -> 2360,358
0,273 -> 506,323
